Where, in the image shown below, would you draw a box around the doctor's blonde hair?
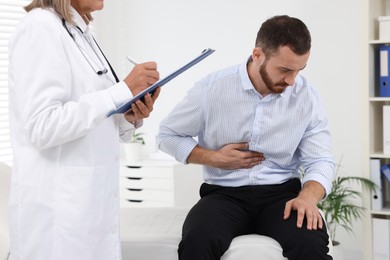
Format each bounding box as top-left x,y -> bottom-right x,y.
24,0 -> 92,23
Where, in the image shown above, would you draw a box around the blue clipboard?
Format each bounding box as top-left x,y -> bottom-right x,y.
107,48 -> 215,116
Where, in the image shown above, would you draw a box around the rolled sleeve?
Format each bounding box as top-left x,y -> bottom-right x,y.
299,152 -> 335,197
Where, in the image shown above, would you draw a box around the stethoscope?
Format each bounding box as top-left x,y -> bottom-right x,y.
62,18 -> 119,82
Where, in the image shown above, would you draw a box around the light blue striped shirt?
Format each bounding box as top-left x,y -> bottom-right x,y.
157,59 -> 335,195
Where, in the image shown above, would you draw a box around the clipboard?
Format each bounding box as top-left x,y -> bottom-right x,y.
107,48 -> 215,116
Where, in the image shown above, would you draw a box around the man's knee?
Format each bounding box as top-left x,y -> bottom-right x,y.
282,230 -> 332,260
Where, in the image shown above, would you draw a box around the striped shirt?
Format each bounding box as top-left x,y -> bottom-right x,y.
157,59 -> 335,195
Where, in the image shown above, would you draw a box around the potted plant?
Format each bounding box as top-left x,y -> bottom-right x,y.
124,131 -> 145,163
130,132 -> 145,145
316,162 -> 377,259
318,163 -> 377,243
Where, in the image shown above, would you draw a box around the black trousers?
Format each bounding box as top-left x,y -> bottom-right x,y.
178,178 -> 332,260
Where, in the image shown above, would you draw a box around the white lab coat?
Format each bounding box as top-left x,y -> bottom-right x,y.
8,8 -> 134,260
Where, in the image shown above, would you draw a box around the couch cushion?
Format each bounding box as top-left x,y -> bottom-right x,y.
221,234 -> 286,260
120,207 -> 187,260
119,207 -> 288,260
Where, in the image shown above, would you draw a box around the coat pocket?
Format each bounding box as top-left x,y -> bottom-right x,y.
56,166 -> 108,231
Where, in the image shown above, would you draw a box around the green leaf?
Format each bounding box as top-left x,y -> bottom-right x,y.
317,173 -> 377,241
130,132 -> 145,145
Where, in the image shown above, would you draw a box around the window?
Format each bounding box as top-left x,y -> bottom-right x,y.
0,0 -> 28,165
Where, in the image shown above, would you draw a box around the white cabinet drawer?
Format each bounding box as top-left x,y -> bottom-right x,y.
120,199 -> 173,208
118,161 -> 203,208
120,166 -> 173,178
120,177 -> 173,190
120,188 -> 173,201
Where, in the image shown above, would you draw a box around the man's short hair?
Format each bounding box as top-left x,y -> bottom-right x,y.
255,15 -> 311,57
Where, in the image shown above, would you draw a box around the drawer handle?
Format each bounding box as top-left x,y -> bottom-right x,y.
127,177 -> 142,180
128,199 -> 143,203
128,188 -> 143,191
126,166 -> 142,169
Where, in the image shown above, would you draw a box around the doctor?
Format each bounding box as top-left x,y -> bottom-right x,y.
8,0 -> 160,260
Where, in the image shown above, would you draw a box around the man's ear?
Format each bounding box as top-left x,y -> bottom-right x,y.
252,47 -> 266,64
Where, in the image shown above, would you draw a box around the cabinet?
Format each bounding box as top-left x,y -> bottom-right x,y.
119,160 -> 203,208
364,1 -> 390,259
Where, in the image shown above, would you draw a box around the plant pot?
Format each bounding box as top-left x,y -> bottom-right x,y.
331,241 -> 345,260
124,143 -> 143,164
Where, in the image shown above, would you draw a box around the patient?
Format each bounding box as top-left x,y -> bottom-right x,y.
157,15 -> 335,260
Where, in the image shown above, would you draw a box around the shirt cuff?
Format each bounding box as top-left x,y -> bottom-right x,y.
175,138 -> 198,164
133,120 -> 143,128
302,173 -> 332,198
107,81 -> 133,108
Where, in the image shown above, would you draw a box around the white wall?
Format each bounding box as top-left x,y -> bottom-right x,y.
95,1 -> 365,258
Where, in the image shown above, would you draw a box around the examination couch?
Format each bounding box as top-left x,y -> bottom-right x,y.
0,162 -> 332,260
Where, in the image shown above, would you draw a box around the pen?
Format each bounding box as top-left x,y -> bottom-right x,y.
126,56 -> 139,65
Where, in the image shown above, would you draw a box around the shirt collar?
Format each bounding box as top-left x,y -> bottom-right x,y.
239,56 -> 255,91
239,56 -> 285,98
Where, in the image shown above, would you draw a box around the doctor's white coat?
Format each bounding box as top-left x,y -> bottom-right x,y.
8,8 -> 135,260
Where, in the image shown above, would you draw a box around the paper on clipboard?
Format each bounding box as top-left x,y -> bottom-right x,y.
107,48 -> 215,116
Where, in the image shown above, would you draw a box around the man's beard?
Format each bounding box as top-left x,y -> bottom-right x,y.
259,63 -> 289,94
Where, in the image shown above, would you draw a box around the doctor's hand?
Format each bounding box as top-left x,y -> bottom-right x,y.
124,62 -> 160,95
187,143 -> 265,170
124,87 -> 161,123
